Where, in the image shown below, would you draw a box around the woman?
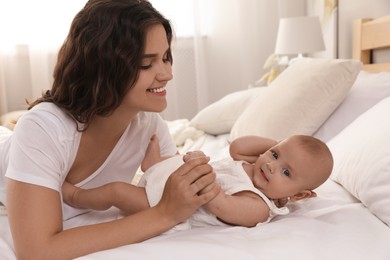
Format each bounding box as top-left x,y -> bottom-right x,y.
1,0 -> 219,259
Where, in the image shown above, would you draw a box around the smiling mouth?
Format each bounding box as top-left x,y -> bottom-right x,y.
147,86 -> 166,93
260,168 -> 268,181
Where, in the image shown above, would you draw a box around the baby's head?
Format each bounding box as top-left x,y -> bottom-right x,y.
253,135 -> 333,202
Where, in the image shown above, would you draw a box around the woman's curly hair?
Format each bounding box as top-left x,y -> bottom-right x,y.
28,0 -> 173,131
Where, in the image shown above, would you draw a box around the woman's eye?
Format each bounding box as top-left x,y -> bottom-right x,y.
140,64 -> 152,70
282,168 -> 290,177
271,151 -> 278,159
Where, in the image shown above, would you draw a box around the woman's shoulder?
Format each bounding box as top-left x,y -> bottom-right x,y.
14,102 -> 77,137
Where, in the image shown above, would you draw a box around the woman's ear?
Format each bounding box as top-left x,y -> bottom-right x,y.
290,190 -> 317,202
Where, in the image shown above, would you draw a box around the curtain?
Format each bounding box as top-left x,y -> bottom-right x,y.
0,1 -> 87,115
0,0 -> 307,120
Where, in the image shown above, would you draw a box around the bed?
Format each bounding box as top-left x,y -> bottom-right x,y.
1,16 -> 390,260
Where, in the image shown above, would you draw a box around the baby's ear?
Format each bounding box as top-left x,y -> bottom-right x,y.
290,190 -> 317,202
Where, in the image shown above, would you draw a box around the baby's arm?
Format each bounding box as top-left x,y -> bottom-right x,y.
62,181 -> 149,215
229,135 -> 277,163
201,189 -> 270,227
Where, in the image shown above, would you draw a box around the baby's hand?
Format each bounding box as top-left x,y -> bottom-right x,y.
183,151 -> 209,162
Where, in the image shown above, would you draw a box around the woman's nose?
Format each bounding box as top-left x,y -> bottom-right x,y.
156,62 -> 173,82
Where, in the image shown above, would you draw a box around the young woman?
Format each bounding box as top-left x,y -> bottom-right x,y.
0,0 -> 219,259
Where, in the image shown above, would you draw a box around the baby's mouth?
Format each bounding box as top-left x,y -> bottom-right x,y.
260,168 -> 268,181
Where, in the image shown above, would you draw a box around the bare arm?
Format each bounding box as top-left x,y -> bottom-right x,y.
7,156 -> 219,260
202,190 -> 270,227
229,135 -> 277,163
62,181 -> 149,215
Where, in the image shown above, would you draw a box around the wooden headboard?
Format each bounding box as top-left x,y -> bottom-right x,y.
352,15 -> 390,72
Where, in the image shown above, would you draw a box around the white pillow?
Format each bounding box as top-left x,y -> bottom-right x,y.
230,58 -> 361,141
189,87 -> 266,135
314,70 -> 390,142
328,96 -> 390,226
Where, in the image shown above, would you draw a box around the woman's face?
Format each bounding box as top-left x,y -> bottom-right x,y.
122,24 -> 173,114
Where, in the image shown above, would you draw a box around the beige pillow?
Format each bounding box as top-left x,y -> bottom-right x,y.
189,87 -> 266,135
230,58 -> 361,141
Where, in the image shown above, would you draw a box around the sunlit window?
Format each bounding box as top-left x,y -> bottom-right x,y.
0,0 -> 209,51
0,1 -> 87,48
149,0 -> 197,37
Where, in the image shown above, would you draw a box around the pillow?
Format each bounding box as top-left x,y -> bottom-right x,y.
189,87 -> 266,135
313,70 -> 390,142
230,58 -> 361,141
328,96 -> 390,226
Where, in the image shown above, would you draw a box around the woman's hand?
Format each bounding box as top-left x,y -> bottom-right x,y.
156,156 -> 220,224
62,181 -> 82,208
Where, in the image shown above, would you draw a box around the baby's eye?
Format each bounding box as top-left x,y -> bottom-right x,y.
282,168 -> 290,177
271,151 -> 278,159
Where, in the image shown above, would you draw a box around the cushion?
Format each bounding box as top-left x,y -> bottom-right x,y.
189,87 -> 266,135
314,70 -> 390,142
230,58 -> 361,141
328,96 -> 390,226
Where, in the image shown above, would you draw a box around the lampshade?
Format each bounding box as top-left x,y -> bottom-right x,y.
274,16 -> 325,56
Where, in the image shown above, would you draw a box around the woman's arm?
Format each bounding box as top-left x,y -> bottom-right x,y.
229,135 -> 277,163
62,181 -> 149,215
202,190 -> 270,227
7,156 -> 219,260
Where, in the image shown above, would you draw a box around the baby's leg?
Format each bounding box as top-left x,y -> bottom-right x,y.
141,135 -> 165,172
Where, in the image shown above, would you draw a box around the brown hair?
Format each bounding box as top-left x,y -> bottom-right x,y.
292,135 -> 333,189
28,0 -> 173,131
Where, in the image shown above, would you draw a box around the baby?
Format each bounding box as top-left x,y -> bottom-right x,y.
63,134 -> 333,230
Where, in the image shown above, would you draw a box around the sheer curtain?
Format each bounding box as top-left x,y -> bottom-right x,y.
0,1 -> 87,115
153,0 -> 286,120
0,0 -> 306,120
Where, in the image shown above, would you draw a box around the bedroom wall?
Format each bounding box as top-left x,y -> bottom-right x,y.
338,0 -> 390,60
203,0 -> 306,105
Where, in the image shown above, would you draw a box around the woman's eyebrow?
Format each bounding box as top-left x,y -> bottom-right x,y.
142,48 -> 170,58
142,53 -> 157,58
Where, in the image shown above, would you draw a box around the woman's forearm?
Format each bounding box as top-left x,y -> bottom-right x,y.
71,182 -> 149,214
7,180 -> 177,260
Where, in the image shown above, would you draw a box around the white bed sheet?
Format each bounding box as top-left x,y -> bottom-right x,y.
73,180 -> 390,260
1,133 -> 390,260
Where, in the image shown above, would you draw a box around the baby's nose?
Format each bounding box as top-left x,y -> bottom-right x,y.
266,163 -> 273,174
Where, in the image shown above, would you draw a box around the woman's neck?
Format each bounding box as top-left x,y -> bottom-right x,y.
87,106 -> 138,140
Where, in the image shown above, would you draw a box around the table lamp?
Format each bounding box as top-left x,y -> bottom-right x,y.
274,16 -> 325,58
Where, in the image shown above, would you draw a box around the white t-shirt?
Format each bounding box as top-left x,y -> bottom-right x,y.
0,102 -> 177,220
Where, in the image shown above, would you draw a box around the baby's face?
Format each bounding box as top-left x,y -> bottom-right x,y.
250,138 -> 319,199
